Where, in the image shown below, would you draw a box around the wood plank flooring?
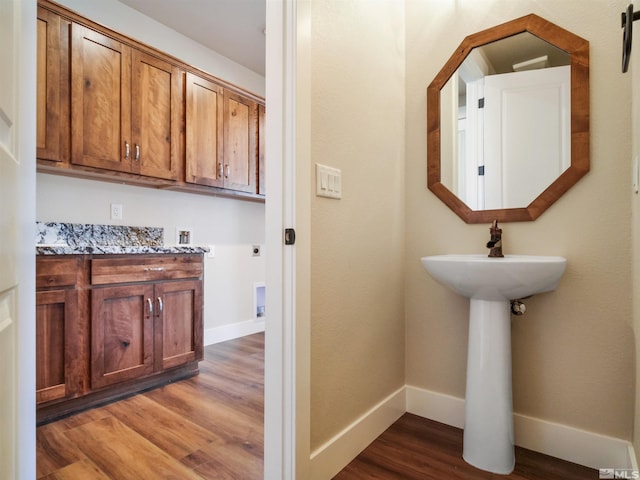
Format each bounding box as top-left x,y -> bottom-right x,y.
37,333 -> 264,479
335,413 -> 598,479
38,332 -> 598,479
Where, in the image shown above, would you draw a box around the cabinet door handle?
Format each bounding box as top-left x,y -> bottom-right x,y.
144,267 -> 164,272
147,298 -> 153,316
135,144 -> 140,161
218,162 -> 223,178
225,164 -> 230,178
124,141 -> 130,159
157,297 -> 163,313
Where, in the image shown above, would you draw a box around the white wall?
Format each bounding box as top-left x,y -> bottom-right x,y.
57,0 -> 265,96
37,0 -> 267,342
37,174 -> 266,342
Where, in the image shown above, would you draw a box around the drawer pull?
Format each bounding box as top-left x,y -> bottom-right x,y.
157,297 -> 163,313
147,298 -> 153,316
145,267 -> 165,272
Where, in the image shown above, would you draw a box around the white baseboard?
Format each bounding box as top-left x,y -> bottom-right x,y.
204,318 -> 265,346
309,386 -> 405,480
629,443 -> 639,470
405,385 -> 634,471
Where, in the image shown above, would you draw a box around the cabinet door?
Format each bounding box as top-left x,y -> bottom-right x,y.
37,7 -> 70,163
258,103 -> 266,196
131,50 -> 181,180
91,284 -> 154,388
71,23 -> 132,173
223,89 -> 257,193
185,72 -> 224,187
36,289 -> 77,404
154,280 -> 203,371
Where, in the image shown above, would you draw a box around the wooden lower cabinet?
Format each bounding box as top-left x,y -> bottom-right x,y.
36,256 -> 82,405
36,289 -> 78,403
154,280 -> 203,370
36,254 -> 204,424
91,284 -> 155,388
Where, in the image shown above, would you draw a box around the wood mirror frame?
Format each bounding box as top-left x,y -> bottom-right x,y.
427,14 -> 589,223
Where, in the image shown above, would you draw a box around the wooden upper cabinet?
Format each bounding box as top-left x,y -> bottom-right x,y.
132,50 -> 181,180
37,1 -> 264,198
185,73 -> 258,194
71,24 -> 132,172
223,89 -> 258,193
258,103 -> 265,196
70,23 -> 180,180
185,72 -> 224,188
37,6 -> 70,163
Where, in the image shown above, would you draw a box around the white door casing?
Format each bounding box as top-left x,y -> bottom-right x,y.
0,0 -> 37,478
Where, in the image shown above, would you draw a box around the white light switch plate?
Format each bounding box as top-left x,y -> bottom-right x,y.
316,163 -> 342,199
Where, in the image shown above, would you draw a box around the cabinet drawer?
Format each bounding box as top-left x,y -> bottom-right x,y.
91,255 -> 203,285
36,257 -> 80,288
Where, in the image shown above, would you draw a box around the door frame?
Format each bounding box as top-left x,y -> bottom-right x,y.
12,0 -> 37,477
264,0 -> 311,477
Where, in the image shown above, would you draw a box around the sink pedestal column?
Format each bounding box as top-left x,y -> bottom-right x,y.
463,298 -> 515,474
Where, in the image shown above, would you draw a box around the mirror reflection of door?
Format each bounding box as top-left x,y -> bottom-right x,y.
462,65 -> 571,210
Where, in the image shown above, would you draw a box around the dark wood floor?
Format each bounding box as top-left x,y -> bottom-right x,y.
37,332 -> 597,479
336,413 -> 598,479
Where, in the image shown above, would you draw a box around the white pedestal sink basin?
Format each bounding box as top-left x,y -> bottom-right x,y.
421,254 -> 566,474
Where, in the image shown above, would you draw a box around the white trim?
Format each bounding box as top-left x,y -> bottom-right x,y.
309,387 -> 406,480
17,0 -> 37,477
405,385 -> 634,471
406,384 -> 465,429
203,320 -> 265,346
264,0 -> 298,478
629,443 -> 639,470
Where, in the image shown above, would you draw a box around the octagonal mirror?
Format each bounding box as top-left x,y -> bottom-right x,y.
427,14 -> 589,223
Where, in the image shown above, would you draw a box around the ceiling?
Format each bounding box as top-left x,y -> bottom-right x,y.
117,0 -> 266,76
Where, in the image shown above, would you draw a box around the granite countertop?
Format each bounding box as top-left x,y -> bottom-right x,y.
36,222 -> 209,256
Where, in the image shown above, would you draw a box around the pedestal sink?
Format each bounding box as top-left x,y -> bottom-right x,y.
421,254 -> 566,474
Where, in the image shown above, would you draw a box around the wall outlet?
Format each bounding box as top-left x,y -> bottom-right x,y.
176,227 -> 193,245
110,203 -> 123,220
207,245 -> 215,258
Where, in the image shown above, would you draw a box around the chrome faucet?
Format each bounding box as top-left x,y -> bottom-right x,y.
486,220 -> 504,258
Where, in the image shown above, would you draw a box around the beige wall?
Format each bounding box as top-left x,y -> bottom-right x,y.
631,0 -> 640,462
406,0 -> 634,441
309,0 -> 406,450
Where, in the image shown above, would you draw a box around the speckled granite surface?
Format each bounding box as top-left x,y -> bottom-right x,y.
36,222 -> 208,255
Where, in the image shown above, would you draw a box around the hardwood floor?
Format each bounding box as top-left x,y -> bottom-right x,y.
37,333 -> 264,479
335,413 -> 598,480
38,332 -> 598,479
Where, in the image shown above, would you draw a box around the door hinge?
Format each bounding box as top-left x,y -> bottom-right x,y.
478,98 -> 485,109
284,228 -> 296,245
478,166 -> 485,176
